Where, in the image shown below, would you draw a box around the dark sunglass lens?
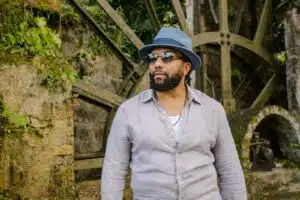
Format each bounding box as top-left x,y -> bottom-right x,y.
147,53 -> 157,63
161,53 -> 175,63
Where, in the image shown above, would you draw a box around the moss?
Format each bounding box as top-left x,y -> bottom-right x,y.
33,55 -> 76,92
245,172 -> 289,200
0,1 -> 77,93
0,99 -> 42,142
48,165 -> 75,199
0,189 -> 21,200
229,107 -> 262,158
250,117 -> 259,125
0,102 -> 28,136
60,4 -> 81,27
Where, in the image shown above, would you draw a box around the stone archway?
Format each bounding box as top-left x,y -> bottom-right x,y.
241,105 -> 300,168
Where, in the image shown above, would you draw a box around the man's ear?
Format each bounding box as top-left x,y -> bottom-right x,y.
184,62 -> 192,76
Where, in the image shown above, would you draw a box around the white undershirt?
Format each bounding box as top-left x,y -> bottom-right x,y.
168,115 -> 182,141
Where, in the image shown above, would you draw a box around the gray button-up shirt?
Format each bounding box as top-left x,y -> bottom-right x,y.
101,86 -> 247,200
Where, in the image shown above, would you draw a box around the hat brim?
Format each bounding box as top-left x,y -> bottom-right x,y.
138,44 -> 202,70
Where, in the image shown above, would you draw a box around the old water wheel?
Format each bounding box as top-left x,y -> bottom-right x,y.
67,0 -> 300,186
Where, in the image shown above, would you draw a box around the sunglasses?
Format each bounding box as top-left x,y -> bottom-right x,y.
146,51 -> 184,64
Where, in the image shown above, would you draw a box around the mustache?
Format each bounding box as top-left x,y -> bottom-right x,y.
151,71 -> 168,76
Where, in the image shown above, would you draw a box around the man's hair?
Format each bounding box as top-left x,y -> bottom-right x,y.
185,70 -> 192,85
176,51 -> 192,85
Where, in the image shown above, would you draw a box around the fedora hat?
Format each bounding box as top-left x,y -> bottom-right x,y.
138,27 -> 202,70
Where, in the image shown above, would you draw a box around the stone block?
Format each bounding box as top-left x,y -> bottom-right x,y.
28,117 -> 51,129
54,145 -> 73,156
0,65 -> 37,111
0,63 -> 75,199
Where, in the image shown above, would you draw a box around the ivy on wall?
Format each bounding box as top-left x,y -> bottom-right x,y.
0,0 -> 76,92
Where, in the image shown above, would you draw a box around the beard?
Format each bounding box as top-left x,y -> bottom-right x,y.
149,70 -> 184,92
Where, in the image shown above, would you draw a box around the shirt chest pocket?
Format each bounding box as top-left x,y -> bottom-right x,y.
129,112 -> 177,153
180,110 -> 217,153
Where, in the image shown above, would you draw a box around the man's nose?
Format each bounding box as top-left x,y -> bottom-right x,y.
153,57 -> 164,68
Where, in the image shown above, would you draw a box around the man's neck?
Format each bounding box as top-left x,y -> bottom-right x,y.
155,83 -> 187,103
154,82 -> 188,116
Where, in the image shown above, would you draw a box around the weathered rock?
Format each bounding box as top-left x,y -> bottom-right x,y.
0,64 -> 75,199
60,24 -> 124,157
285,8 -> 300,115
0,65 -> 37,112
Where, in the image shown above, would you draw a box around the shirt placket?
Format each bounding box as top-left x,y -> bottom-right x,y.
176,101 -> 191,200
151,95 -> 193,200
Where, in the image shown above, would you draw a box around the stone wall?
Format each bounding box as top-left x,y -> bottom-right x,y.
60,22 -> 124,158
0,64 -> 75,199
285,8 -> 300,115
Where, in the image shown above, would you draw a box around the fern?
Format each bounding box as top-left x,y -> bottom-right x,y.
3,17 -> 61,57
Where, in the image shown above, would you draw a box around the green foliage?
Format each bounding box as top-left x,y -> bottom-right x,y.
72,2 -> 119,56
32,55 -> 77,92
60,4 -> 81,25
272,0 -> 300,54
88,36 -> 112,56
232,67 -> 243,81
105,0 -> 185,61
2,17 -> 61,57
277,159 -> 300,169
274,51 -> 287,64
0,1 -> 60,58
0,0 -> 77,92
290,143 -> 300,150
0,103 -> 28,134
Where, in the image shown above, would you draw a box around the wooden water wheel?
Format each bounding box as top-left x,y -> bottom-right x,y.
69,0 -> 278,179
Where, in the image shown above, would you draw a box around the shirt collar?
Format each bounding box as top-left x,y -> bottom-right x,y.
139,85 -> 203,105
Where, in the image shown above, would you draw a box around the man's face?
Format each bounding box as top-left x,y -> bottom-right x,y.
147,48 -> 190,92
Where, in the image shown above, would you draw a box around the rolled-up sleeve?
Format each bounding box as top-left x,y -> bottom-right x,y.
101,106 -> 131,200
212,105 -> 247,200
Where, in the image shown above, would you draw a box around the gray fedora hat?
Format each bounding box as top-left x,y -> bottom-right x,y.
138,27 -> 202,70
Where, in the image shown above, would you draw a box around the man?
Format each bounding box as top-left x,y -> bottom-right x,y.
101,27 -> 247,200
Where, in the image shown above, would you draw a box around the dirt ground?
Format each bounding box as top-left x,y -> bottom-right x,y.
76,174 -> 132,200
76,169 -> 300,200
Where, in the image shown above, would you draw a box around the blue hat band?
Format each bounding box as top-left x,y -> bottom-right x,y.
152,38 -> 186,48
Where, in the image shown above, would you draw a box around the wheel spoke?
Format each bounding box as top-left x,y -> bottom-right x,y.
171,0 -> 192,36
221,42 -> 236,114
219,0 -> 229,33
251,74 -> 277,109
67,0 -> 138,71
254,0 -> 271,45
144,0 -> 161,32
220,44 -> 232,100
97,0 -> 144,49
